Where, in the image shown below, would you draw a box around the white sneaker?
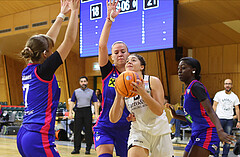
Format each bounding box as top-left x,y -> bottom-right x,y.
171,137 -> 181,143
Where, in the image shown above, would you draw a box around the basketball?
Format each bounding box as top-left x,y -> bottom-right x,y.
115,71 -> 140,97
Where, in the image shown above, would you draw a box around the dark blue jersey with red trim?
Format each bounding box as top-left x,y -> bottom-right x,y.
22,54 -> 61,135
93,61 -> 130,130
184,80 -> 215,132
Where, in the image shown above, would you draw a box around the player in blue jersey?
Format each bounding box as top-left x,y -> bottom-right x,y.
165,57 -> 235,157
93,0 -> 131,157
17,0 -> 79,156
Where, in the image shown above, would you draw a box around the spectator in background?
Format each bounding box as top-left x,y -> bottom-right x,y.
95,89 -> 102,115
69,76 -> 98,155
213,79 -> 240,157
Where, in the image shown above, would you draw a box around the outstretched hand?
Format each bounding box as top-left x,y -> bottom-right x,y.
69,0 -> 80,11
60,0 -> 70,15
106,0 -> 121,20
218,129 -> 236,145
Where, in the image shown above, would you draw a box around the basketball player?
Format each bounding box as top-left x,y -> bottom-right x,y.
109,54 -> 174,157
16,0 -> 79,156
165,57 -> 235,157
93,0 -> 131,157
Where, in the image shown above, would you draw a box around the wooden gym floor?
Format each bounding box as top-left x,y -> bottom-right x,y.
0,135 -> 185,157
0,135 -> 237,157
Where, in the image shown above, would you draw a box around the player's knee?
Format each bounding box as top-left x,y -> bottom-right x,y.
98,153 -> 113,157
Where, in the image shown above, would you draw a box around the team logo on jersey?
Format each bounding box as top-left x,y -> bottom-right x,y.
57,81 -> 61,88
108,78 -> 116,87
126,76 -> 132,80
187,89 -> 190,94
196,138 -> 200,141
96,136 -> 100,141
212,144 -> 218,150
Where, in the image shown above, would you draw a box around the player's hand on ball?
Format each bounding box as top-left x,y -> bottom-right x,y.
106,0 -> 121,20
130,79 -> 145,95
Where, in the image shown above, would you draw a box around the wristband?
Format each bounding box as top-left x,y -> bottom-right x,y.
57,13 -> 65,20
106,18 -> 112,22
109,10 -> 115,22
238,121 -> 240,123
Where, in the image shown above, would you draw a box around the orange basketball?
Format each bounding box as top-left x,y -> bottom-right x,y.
115,71 -> 139,98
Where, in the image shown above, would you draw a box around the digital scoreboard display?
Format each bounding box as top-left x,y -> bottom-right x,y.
80,0 -> 176,57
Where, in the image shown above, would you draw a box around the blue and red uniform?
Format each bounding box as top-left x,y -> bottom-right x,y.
17,51 -> 62,157
93,61 -> 130,157
184,80 -> 220,154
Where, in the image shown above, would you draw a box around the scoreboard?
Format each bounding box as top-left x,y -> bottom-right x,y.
80,0 -> 176,57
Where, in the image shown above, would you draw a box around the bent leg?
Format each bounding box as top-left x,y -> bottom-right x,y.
96,144 -> 114,156
188,145 -> 210,157
128,146 -> 149,157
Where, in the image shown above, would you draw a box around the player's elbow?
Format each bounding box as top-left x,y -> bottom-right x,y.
153,108 -> 164,116
99,44 -> 107,51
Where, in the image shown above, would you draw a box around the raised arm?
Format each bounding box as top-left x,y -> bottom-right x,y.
57,0 -> 80,61
109,91 -> 125,123
98,0 -> 120,66
46,0 -> 70,44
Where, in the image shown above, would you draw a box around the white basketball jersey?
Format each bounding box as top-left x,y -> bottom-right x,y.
125,75 -> 171,136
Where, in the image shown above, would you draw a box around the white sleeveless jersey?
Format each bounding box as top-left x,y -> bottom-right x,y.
125,75 -> 171,136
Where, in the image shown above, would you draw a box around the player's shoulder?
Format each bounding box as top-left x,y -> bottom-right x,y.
149,75 -> 160,82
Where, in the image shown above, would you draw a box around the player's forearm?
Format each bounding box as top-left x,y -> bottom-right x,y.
99,20 -> 112,48
141,92 -> 164,116
109,94 -> 124,123
63,10 -> 78,45
46,16 -> 64,44
98,20 -> 112,65
174,114 -> 187,121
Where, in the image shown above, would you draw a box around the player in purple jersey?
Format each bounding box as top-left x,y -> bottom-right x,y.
165,57 -> 235,157
93,0 -> 132,157
17,0 -> 79,156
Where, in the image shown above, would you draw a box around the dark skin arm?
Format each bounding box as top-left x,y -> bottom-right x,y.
201,98 -> 235,144
165,103 -> 187,121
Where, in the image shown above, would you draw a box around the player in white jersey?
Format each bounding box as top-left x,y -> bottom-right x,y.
109,54 -> 174,157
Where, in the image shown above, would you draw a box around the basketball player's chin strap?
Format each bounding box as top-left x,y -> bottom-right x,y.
98,153 -> 113,157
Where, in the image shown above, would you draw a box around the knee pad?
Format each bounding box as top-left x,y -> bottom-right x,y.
98,153 -> 113,157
